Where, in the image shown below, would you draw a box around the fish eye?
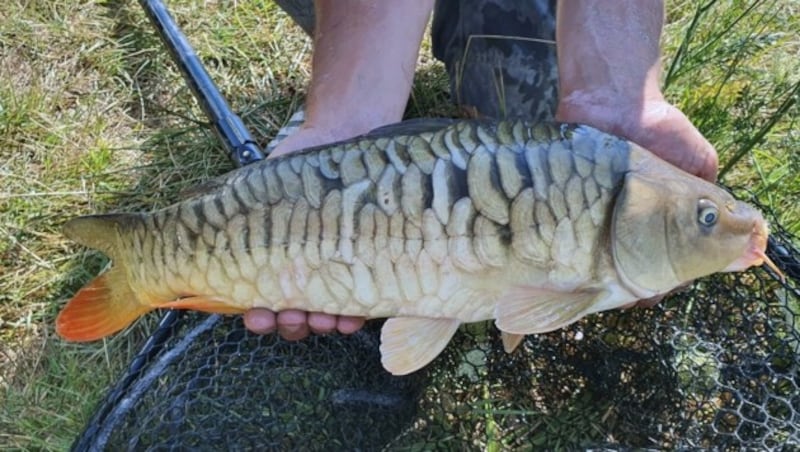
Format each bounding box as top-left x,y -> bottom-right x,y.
697,199 -> 719,227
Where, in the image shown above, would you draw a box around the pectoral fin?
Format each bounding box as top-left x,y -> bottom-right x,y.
380,317 -> 460,376
501,332 -> 526,353
495,287 -> 601,335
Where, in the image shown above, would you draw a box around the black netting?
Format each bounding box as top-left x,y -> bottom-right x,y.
72,197 -> 799,451
83,318 -> 423,450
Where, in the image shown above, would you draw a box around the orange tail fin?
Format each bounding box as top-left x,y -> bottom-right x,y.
59,213 -> 151,341
56,271 -> 152,341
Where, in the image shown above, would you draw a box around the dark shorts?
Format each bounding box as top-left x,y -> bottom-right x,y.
273,0 -> 558,122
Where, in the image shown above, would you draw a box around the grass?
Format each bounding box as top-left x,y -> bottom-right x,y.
1,0 -> 798,449
662,0 -> 800,230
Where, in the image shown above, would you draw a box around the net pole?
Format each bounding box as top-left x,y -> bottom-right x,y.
138,0 -> 266,166
131,0 -> 268,376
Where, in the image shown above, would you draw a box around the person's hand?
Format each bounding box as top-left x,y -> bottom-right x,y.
245,1 -> 432,340
555,1 -> 719,309
243,123 -> 371,340
244,125 -> 370,340
244,309 -> 365,341
556,96 -> 718,182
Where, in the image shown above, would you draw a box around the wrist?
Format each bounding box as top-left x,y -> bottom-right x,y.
268,120 -> 375,159
555,85 -> 665,137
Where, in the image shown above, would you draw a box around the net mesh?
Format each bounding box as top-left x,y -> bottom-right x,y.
72,196 -> 799,451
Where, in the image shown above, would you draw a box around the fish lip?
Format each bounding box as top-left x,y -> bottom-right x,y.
722,220 -> 784,281
722,221 -> 767,272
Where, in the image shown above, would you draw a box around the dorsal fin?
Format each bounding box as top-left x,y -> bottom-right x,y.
363,118 -> 459,138
177,169 -> 243,200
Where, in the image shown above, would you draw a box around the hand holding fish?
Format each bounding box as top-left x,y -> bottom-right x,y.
243,1 -> 435,339
556,99 -> 718,184
555,1 -> 719,182
244,127 -> 374,340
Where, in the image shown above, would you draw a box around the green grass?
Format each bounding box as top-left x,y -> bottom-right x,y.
662,0 -> 800,231
1,0 -> 798,449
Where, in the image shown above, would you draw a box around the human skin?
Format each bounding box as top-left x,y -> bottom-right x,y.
243,0 -> 719,339
266,0 -> 435,161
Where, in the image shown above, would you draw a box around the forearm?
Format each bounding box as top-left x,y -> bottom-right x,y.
555,1 -> 717,181
556,0 -> 665,110
305,0 -> 434,139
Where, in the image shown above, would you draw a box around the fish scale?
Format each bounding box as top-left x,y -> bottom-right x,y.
122,122 -> 627,319
58,119 -> 776,375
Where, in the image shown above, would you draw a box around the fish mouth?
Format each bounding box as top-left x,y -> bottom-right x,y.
723,220 -> 784,281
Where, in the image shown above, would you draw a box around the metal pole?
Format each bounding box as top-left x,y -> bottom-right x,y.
138,0 -> 266,167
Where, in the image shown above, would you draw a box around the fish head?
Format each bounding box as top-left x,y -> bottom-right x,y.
610,152 -> 776,298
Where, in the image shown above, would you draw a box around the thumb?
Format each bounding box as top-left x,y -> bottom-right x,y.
636,102 -> 719,182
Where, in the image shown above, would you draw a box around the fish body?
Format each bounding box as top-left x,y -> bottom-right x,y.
57,120 -> 774,375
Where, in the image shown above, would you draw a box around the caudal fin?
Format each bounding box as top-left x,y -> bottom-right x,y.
56,270 -> 152,341
58,214 -> 152,341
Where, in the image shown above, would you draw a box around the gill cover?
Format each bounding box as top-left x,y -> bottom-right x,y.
611,171 -> 682,297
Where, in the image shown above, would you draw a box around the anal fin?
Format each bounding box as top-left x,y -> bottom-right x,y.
380,317 -> 460,376
156,296 -> 245,314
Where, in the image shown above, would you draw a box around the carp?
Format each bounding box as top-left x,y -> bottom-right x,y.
56,120 -> 780,375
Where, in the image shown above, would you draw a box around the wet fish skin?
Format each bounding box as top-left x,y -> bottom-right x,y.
82,121 -> 625,317
57,120 -> 772,375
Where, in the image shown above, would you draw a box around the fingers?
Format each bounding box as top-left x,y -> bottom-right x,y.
244,308 -> 365,340
243,308 -> 277,334
336,316 -> 366,335
276,310 -> 311,341
638,102 -> 719,182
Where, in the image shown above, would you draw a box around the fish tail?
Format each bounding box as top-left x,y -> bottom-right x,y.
56,269 -> 152,341
57,214 -> 153,341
